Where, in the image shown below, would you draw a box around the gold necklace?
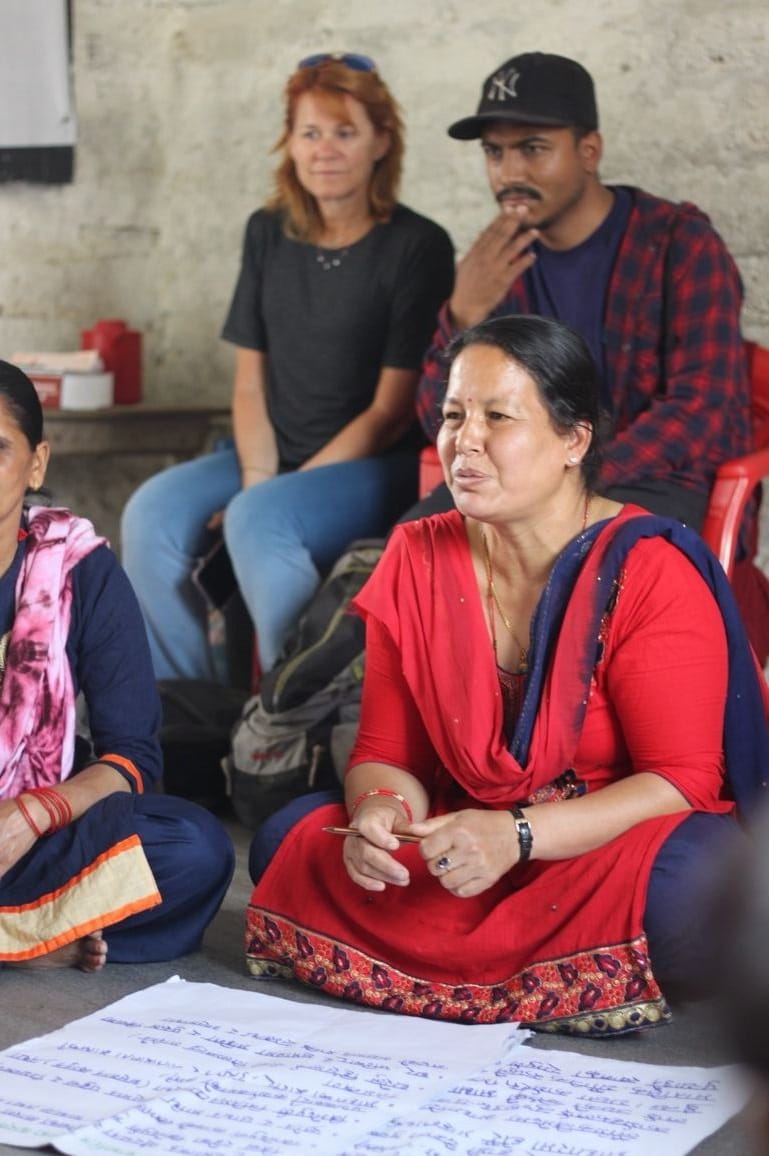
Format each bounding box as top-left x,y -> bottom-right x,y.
480,494 -> 591,675
481,532 -> 529,673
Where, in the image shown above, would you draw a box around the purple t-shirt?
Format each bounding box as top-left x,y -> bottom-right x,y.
525,186 -> 632,409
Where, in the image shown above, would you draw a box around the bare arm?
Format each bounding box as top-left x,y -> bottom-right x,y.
341,759 -> 687,899
0,763 -> 130,879
517,772 -> 689,859
231,347 -> 279,488
299,366 -> 420,471
345,760 -> 430,826
341,760 -> 431,892
411,772 -> 690,899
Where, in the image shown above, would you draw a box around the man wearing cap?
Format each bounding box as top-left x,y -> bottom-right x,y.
415,52 -> 750,528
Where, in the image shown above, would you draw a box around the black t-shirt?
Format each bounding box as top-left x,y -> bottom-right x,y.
221,204 -> 455,468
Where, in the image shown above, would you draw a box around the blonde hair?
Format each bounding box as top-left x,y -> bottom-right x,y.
267,59 -> 404,242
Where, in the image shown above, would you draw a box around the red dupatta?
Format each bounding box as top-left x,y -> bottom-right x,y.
352,509 -> 625,806
353,506 -> 769,813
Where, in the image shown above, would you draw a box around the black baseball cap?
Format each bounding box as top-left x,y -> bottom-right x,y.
448,52 -> 599,140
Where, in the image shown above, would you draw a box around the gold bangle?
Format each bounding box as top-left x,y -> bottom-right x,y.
349,789 -> 414,824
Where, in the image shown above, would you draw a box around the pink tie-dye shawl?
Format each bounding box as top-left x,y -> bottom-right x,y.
0,507 -> 104,799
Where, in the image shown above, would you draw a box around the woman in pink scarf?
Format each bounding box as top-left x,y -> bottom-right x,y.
0,361 -> 234,970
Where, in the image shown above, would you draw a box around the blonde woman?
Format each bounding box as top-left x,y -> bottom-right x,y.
123,54 -> 454,678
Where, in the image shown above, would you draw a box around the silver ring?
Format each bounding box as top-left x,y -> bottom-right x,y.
437,856 -> 452,871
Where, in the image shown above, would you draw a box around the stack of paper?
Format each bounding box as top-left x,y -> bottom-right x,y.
11,350 -> 113,409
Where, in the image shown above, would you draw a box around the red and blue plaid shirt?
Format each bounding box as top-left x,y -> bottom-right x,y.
416,187 -> 751,497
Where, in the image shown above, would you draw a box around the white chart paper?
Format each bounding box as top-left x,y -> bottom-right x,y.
0,977 -> 748,1156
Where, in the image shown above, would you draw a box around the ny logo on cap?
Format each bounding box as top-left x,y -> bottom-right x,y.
486,66 -> 520,102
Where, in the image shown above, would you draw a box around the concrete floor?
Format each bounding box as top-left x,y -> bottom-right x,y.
0,817 -> 755,1155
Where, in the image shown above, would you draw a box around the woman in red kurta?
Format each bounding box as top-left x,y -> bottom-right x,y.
246,316 -> 768,1034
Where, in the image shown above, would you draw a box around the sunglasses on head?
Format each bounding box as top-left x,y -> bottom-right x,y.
298,52 -> 377,73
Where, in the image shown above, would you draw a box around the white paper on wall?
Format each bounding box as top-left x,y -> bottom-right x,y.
0,0 -> 74,147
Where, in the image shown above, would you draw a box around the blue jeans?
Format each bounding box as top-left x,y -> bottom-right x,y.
121,446 -> 417,679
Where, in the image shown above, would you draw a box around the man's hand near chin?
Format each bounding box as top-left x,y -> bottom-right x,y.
449,203 -> 539,331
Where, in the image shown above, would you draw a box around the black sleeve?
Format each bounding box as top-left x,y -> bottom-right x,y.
381,218 -> 455,370
220,209 -> 272,351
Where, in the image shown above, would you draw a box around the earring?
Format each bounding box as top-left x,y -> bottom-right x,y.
568,456 -> 580,464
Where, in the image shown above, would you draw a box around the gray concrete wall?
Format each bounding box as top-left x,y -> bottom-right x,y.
1,0 -> 767,403
0,0 -> 767,546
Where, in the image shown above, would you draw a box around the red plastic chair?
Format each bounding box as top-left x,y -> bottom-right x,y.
419,443 -> 443,498
419,341 -> 769,581
701,341 -> 769,579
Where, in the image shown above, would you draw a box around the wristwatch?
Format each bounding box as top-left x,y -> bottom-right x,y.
510,806 -> 533,863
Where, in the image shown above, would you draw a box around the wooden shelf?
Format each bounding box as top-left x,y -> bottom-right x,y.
43,405 -> 231,456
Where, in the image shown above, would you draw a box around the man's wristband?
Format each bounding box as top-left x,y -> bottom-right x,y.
510,806 -> 533,863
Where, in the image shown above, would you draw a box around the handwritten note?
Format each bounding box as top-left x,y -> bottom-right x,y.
0,978 -> 522,1153
0,978 -> 747,1156
351,1049 -> 749,1156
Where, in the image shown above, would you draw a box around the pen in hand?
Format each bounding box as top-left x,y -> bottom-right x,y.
322,826 -> 423,844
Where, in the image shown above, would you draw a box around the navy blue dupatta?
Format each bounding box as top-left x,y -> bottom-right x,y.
511,513 -> 769,818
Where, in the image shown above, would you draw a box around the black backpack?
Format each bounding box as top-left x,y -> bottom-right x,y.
159,679 -> 249,814
158,552 -> 254,813
223,538 -> 384,828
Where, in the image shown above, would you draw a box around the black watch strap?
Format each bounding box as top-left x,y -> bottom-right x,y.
510,806 -> 533,863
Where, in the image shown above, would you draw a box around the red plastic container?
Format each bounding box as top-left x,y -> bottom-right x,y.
81,319 -> 142,404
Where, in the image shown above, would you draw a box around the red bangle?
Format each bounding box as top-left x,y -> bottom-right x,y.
26,787 -> 73,835
16,794 -> 45,838
349,788 -> 414,824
